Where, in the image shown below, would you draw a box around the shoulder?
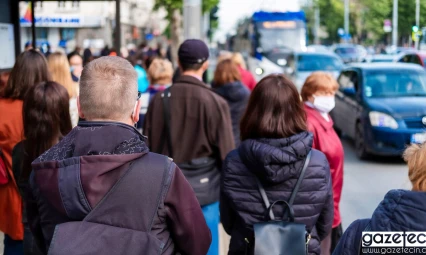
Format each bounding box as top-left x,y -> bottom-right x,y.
306,149 -> 331,181
223,149 -> 245,173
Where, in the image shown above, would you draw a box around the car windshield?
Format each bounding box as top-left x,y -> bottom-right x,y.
258,28 -> 305,52
297,55 -> 343,71
364,71 -> 426,98
335,47 -> 356,54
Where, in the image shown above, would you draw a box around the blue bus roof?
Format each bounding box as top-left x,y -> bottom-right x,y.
252,11 -> 306,22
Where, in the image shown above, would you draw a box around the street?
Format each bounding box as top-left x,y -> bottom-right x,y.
0,138 -> 411,255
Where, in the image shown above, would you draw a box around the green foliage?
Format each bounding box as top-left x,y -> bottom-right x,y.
305,0 -> 426,44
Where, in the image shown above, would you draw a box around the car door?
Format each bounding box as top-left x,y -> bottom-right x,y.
334,70 -> 359,138
344,70 -> 362,138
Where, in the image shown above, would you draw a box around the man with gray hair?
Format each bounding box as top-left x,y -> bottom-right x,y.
27,56 -> 211,255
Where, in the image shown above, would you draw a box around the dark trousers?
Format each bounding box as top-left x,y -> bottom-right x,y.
23,226 -> 43,255
4,234 -> 23,255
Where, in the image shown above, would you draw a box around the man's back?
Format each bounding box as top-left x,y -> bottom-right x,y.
144,75 -> 235,164
27,120 -> 211,255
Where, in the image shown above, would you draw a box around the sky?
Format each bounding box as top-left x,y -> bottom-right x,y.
214,0 -> 302,42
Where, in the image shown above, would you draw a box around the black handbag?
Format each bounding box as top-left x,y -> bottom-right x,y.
161,87 -> 220,206
253,151 -> 312,255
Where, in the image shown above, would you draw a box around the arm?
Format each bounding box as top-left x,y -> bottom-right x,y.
165,165 -> 211,255
315,159 -> 334,241
219,190 -> 235,235
209,100 -> 235,164
27,174 -> 47,254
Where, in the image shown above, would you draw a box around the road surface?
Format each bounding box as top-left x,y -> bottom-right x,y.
0,138 -> 410,255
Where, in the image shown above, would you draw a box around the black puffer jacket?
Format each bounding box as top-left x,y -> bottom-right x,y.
220,132 -> 334,255
213,81 -> 250,147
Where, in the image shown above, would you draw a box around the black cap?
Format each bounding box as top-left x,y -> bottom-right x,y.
178,39 -> 209,65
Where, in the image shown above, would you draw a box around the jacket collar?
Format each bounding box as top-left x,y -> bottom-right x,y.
175,75 -> 210,90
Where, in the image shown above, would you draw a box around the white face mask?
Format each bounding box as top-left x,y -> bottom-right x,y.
313,95 -> 335,113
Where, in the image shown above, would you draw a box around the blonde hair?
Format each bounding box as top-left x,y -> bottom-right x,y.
47,52 -> 76,98
301,72 -> 339,101
148,58 -> 173,85
403,143 -> 426,191
79,56 -> 137,121
231,52 -> 247,70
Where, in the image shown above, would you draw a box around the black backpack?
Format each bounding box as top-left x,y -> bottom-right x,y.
252,151 -> 312,255
48,153 -> 171,255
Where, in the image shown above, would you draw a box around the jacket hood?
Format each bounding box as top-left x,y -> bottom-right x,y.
370,189 -> 426,231
238,132 -> 313,184
31,121 -> 149,220
213,81 -> 250,102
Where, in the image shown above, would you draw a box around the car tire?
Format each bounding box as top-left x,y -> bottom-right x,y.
355,122 -> 370,160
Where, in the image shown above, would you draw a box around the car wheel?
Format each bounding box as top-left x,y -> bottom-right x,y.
355,122 -> 370,160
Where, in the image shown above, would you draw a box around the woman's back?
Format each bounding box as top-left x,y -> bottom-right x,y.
213,81 -> 249,147
221,131 -> 333,255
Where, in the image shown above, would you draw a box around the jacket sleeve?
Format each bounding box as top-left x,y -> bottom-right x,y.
332,219 -> 370,255
165,165 -> 212,255
315,159 -> 334,241
27,174 -> 47,254
208,100 -> 235,164
219,190 -> 235,235
142,97 -> 154,148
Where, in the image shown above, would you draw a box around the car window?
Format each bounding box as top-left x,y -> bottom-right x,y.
297,55 -> 343,71
399,55 -> 411,63
363,71 -> 426,98
338,71 -> 357,91
335,47 -> 356,54
410,55 -> 422,65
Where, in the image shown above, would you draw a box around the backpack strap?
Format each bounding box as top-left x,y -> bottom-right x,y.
288,151 -> 312,207
255,150 -> 312,220
84,153 -> 172,232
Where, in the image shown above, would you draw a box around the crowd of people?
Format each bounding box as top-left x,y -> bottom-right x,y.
0,38 -> 425,255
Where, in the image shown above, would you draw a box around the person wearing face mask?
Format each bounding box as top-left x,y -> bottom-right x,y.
301,72 -> 344,255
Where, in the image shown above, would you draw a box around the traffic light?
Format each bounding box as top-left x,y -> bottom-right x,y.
413,25 -> 419,33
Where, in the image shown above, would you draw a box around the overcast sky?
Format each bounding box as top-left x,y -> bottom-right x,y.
214,0 -> 301,42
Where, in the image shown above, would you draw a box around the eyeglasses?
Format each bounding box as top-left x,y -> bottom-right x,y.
137,91 -> 142,101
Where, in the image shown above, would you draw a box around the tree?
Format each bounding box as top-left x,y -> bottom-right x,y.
154,0 -> 219,65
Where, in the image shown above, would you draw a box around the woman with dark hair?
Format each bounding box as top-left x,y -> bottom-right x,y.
212,59 -> 249,147
12,81 -> 72,254
0,49 -> 50,254
220,74 -> 334,255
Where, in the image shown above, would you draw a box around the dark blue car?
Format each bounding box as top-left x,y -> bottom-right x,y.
332,63 -> 426,159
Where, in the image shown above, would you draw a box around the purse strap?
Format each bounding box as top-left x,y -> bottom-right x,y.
255,150 -> 312,221
160,87 -> 174,158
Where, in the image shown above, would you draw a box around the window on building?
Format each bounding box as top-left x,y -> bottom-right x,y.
58,1 -> 66,8
72,1 -> 80,8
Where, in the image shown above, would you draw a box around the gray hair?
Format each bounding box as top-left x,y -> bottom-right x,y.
79,56 -> 137,121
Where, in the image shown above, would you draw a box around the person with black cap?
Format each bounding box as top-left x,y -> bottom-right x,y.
144,39 -> 235,255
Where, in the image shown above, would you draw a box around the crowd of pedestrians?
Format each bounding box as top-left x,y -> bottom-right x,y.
0,38 -> 424,255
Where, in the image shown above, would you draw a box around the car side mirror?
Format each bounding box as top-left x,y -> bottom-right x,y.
342,87 -> 356,96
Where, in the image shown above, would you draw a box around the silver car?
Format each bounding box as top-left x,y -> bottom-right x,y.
285,52 -> 344,90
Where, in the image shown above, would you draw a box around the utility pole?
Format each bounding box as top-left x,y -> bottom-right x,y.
415,0 -> 420,49
392,0 -> 398,47
314,5 -> 320,44
183,0 -> 202,39
344,0 -> 349,42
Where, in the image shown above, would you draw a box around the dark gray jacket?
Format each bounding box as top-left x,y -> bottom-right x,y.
213,81 -> 250,147
220,132 -> 334,255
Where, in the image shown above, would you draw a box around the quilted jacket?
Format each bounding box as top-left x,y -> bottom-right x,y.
220,131 -> 334,255
333,189 -> 426,255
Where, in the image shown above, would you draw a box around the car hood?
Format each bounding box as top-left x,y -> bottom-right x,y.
366,97 -> 426,118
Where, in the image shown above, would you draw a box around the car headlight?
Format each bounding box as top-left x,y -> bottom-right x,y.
255,67 -> 264,76
369,111 -> 398,129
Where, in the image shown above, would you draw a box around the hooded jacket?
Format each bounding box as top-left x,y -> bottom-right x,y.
213,81 -> 250,147
27,122 -> 211,255
220,132 -> 334,255
333,189 -> 426,255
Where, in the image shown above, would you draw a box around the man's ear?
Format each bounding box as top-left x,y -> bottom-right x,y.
77,96 -> 85,119
132,99 -> 141,124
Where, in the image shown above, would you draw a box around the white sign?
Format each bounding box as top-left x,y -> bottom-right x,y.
0,23 -> 16,70
20,15 -> 103,28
